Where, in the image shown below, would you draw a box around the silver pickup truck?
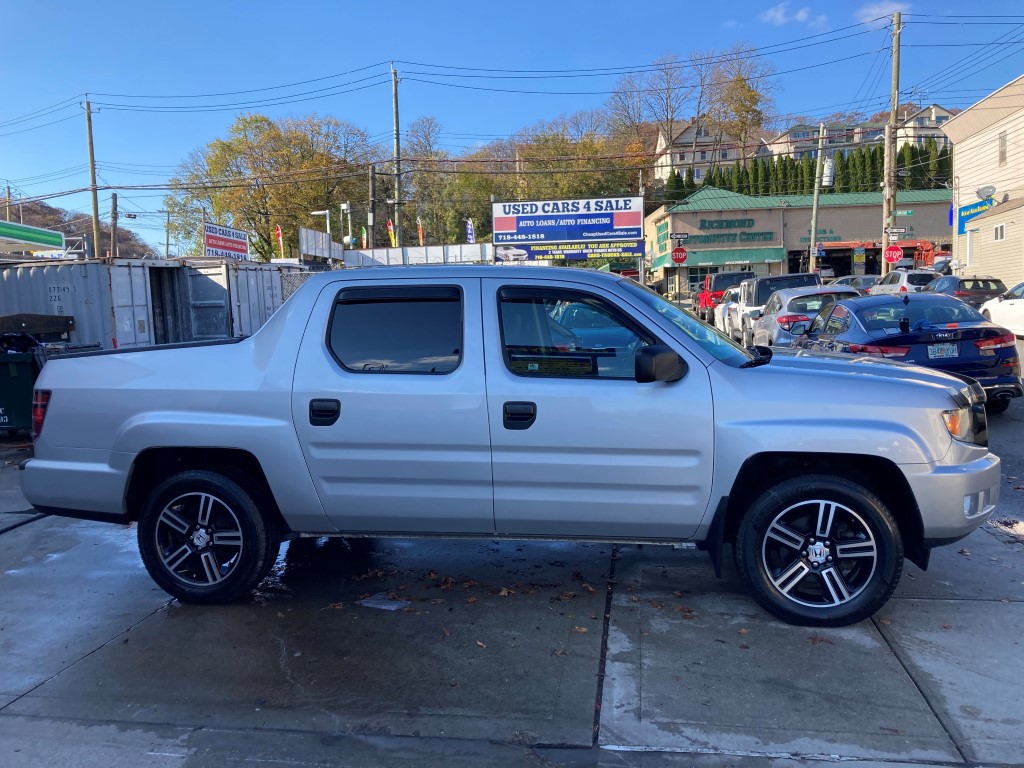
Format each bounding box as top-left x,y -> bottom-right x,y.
21,266 -> 1000,626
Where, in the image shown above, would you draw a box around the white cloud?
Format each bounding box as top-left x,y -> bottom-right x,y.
759,2 -> 827,29
722,19 -> 740,29
855,1 -> 911,26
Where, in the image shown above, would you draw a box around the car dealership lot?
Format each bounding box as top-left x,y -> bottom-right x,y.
1,405 -> 1023,768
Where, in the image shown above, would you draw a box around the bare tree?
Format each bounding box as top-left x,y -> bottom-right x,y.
643,54 -> 694,166
606,72 -> 646,141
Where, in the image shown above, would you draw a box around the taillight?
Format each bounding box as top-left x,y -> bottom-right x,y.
953,290 -> 969,297
32,390 -> 51,439
848,344 -> 910,358
776,314 -> 810,331
899,285 -> 907,292
975,332 -> 1016,355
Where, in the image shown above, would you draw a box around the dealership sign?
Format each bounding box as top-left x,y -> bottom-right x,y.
203,223 -> 250,259
491,196 -> 643,259
957,199 -> 992,236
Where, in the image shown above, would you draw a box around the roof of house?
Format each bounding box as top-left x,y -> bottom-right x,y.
666,186 -> 952,212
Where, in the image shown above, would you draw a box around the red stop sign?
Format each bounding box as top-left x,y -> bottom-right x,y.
883,245 -> 903,263
671,246 -> 688,264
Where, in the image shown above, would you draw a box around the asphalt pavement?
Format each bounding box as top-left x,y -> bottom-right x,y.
1,402 -> 1023,767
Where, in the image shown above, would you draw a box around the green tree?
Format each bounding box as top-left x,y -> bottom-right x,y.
684,166 -> 697,194
801,153 -> 815,194
833,151 -> 849,193
665,169 -> 686,202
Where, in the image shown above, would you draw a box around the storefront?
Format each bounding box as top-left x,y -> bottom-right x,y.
645,187 -> 952,297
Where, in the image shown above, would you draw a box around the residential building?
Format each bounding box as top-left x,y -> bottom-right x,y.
652,121 -> 749,186
897,104 -> 954,149
763,122 -> 884,161
942,75 -> 1024,285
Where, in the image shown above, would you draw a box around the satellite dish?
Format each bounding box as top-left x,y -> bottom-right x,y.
976,185 -> 997,200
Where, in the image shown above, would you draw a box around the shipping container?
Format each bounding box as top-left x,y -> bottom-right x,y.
0,258 -> 296,350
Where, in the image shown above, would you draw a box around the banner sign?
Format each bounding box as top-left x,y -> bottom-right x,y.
203,223 -> 250,259
466,218 -> 475,244
492,197 -> 643,257
957,199 -> 992,235
495,240 -> 643,262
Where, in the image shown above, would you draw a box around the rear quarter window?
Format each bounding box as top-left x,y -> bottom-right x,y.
962,280 -> 1004,291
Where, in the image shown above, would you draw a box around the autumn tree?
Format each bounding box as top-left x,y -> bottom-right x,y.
166,113 -> 382,260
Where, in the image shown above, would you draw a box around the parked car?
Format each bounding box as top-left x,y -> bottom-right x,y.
790,293 -> 1023,413
713,288 -> 740,336
869,269 -> 936,296
815,265 -> 835,279
733,272 -> 823,346
980,280 -> 1024,337
21,266 -> 1002,627
931,257 -> 954,275
921,275 -> 1007,309
697,270 -> 755,323
750,285 -> 861,347
829,275 -> 880,296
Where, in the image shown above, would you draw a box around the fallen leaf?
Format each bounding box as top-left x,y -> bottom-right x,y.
431,598 -> 446,605
560,592 -> 577,601
463,579 -> 478,589
572,626 -> 589,633
439,577 -> 455,591
683,614 -> 696,620
583,583 -> 596,593
738,628 -> 752,635
498,587 -> 515,597
648,600 -> 664,609
879,618 -> 892,625
739,644 -> 750,650
673,606 -> 694,613
552,648 -> 568,657
673,591 -> 686,598
476,640 -> 487,648
630,595 -> 640,603
807,635 -> 833,645
943,623 -> 953,629
426,570 -> 439,580
572,569 -> 585,580
328,602 -> 345,610
958,548 -> 971,556
466,596 -> 479,604
442,627 -> 450,637
402,605 -> 418,613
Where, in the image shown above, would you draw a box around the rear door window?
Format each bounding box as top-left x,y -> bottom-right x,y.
907,273 -> 935,287
328,286 -> 462,374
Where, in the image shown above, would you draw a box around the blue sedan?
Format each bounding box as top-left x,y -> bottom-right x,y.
790,293 -> 1023,414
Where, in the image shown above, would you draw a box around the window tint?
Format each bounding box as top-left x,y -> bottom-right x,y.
500,288 -> 655,379
1009,282 -> 1024,299
962,279 -> 1005,291
906,273 -> 934,286
787,292 -> 848,314
809,305 -> 833,334
329,286 -> 462,374
755,275 -> 820,305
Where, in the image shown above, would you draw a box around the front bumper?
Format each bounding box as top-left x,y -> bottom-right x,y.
901,452 -> 1000,543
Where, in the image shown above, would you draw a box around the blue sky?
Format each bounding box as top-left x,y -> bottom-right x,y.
2,0 -> 1023,249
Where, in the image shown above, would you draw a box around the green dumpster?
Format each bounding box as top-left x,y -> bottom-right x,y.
0,353 -> 36,435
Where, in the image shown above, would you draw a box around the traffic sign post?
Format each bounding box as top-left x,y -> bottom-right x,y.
670,232 -> 689,242
883,245 -> 903,264
885,227 -> 908,234
893,210 -> 913,216
671,247 -> 688,264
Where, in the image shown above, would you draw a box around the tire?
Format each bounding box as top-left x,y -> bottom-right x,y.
137,470 -> 277,604
734,474 -> 903,627
986,398 -> 1011,415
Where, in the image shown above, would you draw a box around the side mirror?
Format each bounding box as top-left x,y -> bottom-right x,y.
635,345 -> 688,383
999,294 -> 1006,302
789,321 -> 810,336
749,309 -> 762,319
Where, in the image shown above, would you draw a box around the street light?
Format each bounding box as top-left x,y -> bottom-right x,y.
339,202 -> 353,246
310,209 -> 331,260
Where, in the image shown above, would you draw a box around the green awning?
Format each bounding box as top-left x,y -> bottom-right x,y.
684,247 -> 785,267
650,252 -> 676,270
0,220 -> 65,251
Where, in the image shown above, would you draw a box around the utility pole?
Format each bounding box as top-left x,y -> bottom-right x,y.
392,65 -> 403,247
4,184 -> 10,221
110,193 -> 118,259
808,123 -> 827,273
367,165 -> 376,248
881,11 -> 902,275
84,96 -> 101,261
165,210 -> 170,258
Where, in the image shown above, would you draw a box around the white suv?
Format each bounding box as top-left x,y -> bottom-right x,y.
870,269 -> 936,295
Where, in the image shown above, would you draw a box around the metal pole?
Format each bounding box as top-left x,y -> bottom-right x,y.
110,192 -> 118,259
85,97 -> 101,261
367,165 -> 376,248
881,11 -> 902,275
808,123 -> 827,274
4,184 -> 9,221
392,65 -> 403,247
165,210 -> 170,258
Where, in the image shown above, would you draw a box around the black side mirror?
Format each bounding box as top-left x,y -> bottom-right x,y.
789,321 -> 810,336
635,345 -> 688,383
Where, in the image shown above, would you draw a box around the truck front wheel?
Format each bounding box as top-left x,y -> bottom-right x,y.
137,470 -> 278,604
735,475 -> 903,626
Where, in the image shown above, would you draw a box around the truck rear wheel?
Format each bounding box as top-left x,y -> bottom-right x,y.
137,470 -> 277,604
735,474 -> 903,626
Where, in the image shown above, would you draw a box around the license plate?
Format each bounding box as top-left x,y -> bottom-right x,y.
927,343 -> 958,359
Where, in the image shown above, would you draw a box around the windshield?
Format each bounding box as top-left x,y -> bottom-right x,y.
906,273 -> 936,287
756,275 -> 819,305
786,292 -> 855,314
619,280 -> 753,366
